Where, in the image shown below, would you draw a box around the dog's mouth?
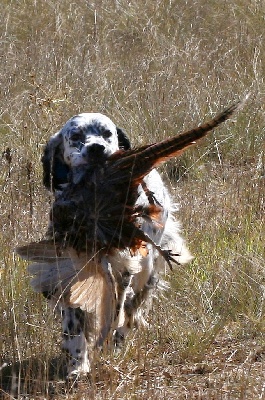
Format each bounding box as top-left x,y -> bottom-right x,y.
71,144 -> 111,184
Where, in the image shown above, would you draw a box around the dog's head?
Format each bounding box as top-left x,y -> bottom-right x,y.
42,113 -> 131,191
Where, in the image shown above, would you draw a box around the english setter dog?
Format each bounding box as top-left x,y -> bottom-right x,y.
16,103 -> 241,377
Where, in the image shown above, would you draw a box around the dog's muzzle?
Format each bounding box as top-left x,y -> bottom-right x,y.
87,143 -> 105,156
84,143 -> 107,164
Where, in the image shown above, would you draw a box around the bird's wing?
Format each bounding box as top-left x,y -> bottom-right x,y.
15,240 -> 69,262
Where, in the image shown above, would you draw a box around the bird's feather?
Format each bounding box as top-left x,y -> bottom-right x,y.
16,240 -> 69,261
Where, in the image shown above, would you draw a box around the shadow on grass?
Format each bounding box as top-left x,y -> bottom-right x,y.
0,356 -> 70,399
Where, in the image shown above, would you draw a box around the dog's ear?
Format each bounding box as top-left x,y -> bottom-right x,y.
117,127 -> 131,150
42,131 -> 70,191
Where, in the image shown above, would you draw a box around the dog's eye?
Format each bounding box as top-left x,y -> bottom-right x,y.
70,133 -> 83,141
102,130 -> 112,139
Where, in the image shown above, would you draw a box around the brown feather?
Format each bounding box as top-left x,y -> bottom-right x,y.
65,259 -> 117,344
16,240 -> 68,261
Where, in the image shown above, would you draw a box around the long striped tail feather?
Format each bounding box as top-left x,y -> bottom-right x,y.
109,99 -> 245,183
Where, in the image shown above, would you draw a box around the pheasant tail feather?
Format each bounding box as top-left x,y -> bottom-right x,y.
111,100 -> 244,182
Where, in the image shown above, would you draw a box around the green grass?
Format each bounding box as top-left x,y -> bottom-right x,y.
0,0 -> 265,398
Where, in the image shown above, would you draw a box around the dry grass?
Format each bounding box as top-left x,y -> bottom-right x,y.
0,0 -> 265,398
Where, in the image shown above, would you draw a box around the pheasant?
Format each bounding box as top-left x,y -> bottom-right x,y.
17,100 -> 243,267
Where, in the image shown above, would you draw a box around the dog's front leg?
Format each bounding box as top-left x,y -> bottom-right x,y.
60,253 -> 117,376
61,307 -> 91,377
113,271 -> 135,348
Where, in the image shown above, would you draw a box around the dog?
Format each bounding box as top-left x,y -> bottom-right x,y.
16,103 -> 241,376
36,113 -> 192,376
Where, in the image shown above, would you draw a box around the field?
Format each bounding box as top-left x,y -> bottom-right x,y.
0,0 -> 265,398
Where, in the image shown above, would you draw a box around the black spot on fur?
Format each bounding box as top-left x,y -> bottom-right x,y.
42,290 -> 52,299
74,308 -> 85,328
67,319 -> 74,332
121,271 -> 131,288
117,127 -> 131,150
113,331 -> 125,348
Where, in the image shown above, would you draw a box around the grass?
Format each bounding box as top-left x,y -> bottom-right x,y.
0,0 -> 265,398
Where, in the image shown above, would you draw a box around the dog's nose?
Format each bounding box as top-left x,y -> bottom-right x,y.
87,143 -> 105,156
86,143 -> 106,161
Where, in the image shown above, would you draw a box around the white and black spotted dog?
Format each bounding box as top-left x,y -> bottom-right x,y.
21,113 -> 192,377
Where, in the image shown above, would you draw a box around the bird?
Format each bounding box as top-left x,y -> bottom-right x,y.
31,101 -> 242,266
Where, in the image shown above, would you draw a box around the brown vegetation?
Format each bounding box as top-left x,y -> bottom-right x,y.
0,0 -> 264,398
